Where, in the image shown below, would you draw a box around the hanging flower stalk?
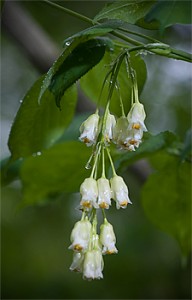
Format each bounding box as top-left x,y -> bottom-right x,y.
68,51 -> 147,280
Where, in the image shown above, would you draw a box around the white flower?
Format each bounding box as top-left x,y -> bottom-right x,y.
127,102 -> 146,123
90,234 -> 102,251
97,178 -> 111,209
70,252 -> 84,273
126,103 -> 147,150
110,175 -> 132,209
112,116 -> 130,150
83,249 -> 104,280
80,178 -> 98,210
103,112 -> 116,143
100,219 -> 118,254
79,113 -> 100,146
69,218 -> 92,252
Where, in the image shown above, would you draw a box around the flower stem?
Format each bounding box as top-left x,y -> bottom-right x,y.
43,0 -> 94,25
101,146 -> 106,178
106,147 -> 116,177
43,0 -> 192,63
102,209 -> 107,220
90,144 -> 101,178
118,28 -> 160,43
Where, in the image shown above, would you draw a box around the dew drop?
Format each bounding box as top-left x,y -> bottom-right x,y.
85,162 -> 92,170
19,100 -> 23,103
65,41 -> 71,46
36,151 -> 42,156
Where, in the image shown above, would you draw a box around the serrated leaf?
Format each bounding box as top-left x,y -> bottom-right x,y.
80,49 -> 147,116
20,142 -> 91,205
49,39 -> 107,108
94,0 -> 156,24
39,36 -> 112,108
142,154 -> 191,256
145,0 -> 192,30
8,76 -> 77,161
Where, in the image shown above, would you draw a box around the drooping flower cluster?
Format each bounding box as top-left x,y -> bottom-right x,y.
69,216 -> 117,280
79,102 -> 147,151
69,54 -> 148,280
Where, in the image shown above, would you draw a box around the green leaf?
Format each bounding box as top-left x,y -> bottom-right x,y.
142,153 -> 191,256
94,0 -> 156,24
180,129 -> 192,162
64,20 -> 124,45
145,0 -> 192,30
39,36 -> 112,108
20,142 -> 91,205
49,39 -> 108,108
80,49 -> 147,116
8,76 -> 77,161
0,157 -> 22,186
115,131 -> 178,170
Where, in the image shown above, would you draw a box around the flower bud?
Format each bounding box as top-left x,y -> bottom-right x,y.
103,112 -> 116,143
113,116 -> 129,150
83,249 -> 104,280
100,220 -> 118,254
70,252 -> 84,273
97,178 -> 111,209
110,175 -> 132,209
80,178 -> 98,210
69,218 -> 92,252
79,113 -> 100,146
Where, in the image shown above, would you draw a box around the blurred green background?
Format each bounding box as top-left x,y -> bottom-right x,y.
1,1 -> 191,299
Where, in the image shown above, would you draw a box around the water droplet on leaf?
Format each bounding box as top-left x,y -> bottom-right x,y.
65,41 -> 71,46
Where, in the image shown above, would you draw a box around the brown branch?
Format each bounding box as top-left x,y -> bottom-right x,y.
2,1 -> 60,73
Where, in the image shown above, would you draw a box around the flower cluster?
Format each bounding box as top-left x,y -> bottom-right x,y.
79,102 -> 147,151
80,175 -> 131,210
69,55 -> 147,280
69,216 -> 117,280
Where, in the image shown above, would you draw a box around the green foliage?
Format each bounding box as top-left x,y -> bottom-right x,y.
116,131 -> 178,169
8,76 -> 77,161
64,20 -> 124,44
94,0 -> 156,25
145,0 -> 192,30
2,0 -> 192,271
20,142 -> 91,205
49,39 -> 108,108
142,152 -> 191,256
81,50 -> 147,116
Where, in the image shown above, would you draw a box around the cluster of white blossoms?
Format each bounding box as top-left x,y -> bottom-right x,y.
79,102 -> 147,151
69,62 -> 147,280
69,101 -> 147,280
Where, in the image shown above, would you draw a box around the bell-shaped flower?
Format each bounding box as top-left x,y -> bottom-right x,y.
100,219 -> 118,254
79,113 -> 100,146
103,112 -> 116,143
126,102 -> 147,149
127,102 -> 147,129
112,116 -> 130,150
70,252 -> 84,273
97,178 -> 111,209
83,249 -> 104,280
123,130 -> 141,151
69,218 -> 92,252
110,175 -> 132,209
80,178 -> 98,210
